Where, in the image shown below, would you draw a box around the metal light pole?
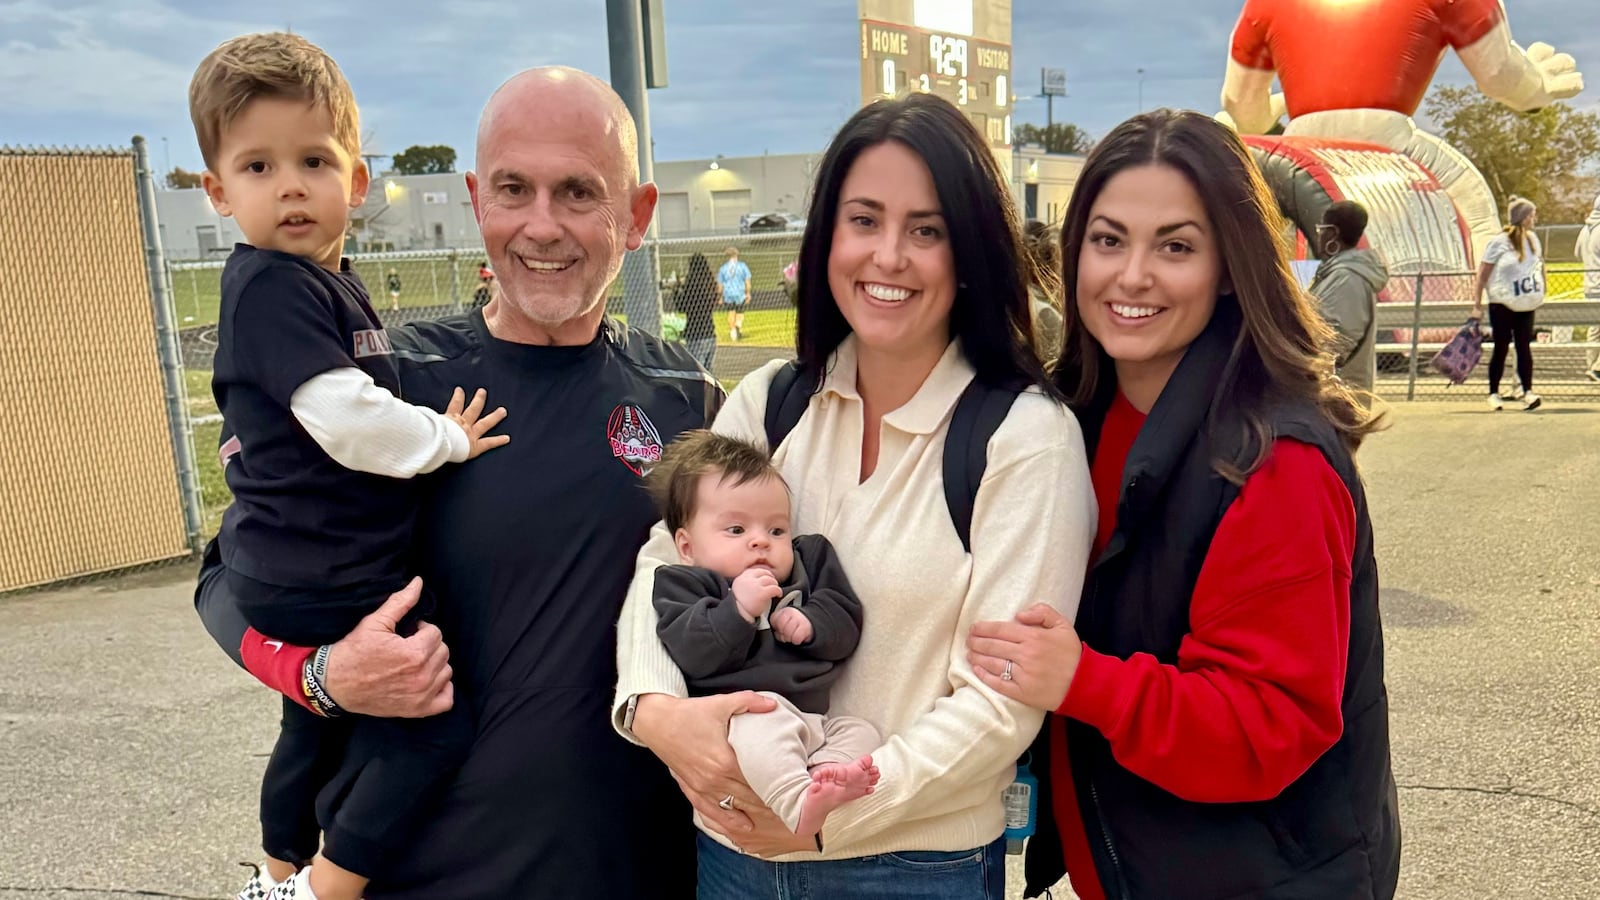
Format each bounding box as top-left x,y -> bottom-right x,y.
606,0 -> 662,337
132,135 -> 205,548
1137,68 -> 1146,112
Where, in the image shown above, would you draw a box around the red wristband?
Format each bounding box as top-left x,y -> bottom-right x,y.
240,628 -> 317,712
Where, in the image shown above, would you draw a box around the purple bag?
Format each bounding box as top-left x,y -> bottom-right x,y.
1429,318 -> 1483,385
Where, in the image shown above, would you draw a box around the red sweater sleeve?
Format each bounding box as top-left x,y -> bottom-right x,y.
239,627 -> 318,713
1058,439 -> 1355,803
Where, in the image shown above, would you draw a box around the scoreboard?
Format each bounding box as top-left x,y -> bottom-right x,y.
858,16 -> 1012,151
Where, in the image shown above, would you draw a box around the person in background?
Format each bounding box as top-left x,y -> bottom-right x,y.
674,251 -> 720,372
386,268 -> 402,311
718,246 -> 752,341
1576,192 -> 1600,381
1472,196 -> 1545,411
472,261 -> 494,307
1308,200 -> 1387,402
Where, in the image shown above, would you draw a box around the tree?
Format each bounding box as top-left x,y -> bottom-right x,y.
1011,122 -> 1094,155
1423,85 -> 1600,223
165,166 -> 203,190
390,144 -> 457,175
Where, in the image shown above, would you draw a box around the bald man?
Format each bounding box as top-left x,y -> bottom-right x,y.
196,68 -> 718,898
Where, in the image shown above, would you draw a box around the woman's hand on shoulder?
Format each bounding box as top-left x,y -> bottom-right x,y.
966,603 -> 1083,712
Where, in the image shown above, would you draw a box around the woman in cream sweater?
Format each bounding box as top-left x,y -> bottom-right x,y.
613,93 -> 1095,899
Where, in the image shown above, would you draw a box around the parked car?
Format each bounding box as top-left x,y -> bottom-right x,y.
739,211 -> 807,234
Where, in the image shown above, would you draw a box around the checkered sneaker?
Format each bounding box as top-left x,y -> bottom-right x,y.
235,862 -> 276,900
268,867 -> 318,900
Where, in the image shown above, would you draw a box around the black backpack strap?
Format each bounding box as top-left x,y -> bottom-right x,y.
763,361 -> 817,452
943,379 -> 1023,553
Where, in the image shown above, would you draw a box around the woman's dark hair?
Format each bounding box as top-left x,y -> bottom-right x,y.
1054,109 -> 1381,479
685,251 -> 714,289
674,251 -> 716,311
794,92 -> 1052,394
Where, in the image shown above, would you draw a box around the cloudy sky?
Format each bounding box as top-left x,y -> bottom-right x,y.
4,0 -> 1597,173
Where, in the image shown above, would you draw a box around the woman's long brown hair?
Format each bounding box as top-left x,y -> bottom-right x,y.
1053,109 -> 1383,481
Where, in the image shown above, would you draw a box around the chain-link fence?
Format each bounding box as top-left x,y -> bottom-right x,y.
1536,224 -> 1587,263
173,231 -> 804,535
0,141 -> 195,593
1376,268 -> 1600,400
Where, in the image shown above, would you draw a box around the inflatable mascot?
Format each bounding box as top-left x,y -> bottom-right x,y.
1220,0 -> 1584,263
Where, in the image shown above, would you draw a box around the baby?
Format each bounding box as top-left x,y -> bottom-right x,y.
648,430 -> 880,839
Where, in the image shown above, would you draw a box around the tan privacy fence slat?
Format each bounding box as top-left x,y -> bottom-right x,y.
0,149 -> 189,591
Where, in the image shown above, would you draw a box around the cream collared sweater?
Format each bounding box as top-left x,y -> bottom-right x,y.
615,338 -> 1095,860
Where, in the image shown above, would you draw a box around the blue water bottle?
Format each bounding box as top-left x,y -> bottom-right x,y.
1003,754 -> 1039,855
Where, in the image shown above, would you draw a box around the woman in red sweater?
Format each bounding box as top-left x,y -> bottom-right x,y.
966,109 -> 1400,899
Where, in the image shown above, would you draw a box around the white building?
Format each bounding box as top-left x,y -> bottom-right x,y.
151,149 -> 1084,260
1013,144 -> 1086,228
653,152 -> 821,235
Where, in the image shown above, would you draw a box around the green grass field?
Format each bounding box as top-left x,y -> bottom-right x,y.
170,256 -> 488,327
168,235 -> 802,330
182,354 -> 746,540
191,418 -> 228,537
613,307 -> 797,347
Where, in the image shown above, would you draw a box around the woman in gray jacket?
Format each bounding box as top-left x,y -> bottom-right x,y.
1309,200 -> 1389,403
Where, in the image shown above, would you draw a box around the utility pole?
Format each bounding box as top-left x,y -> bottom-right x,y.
606,0 -> 662,337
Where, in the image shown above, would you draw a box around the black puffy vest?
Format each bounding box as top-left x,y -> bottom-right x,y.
1024,307 -> 1401,899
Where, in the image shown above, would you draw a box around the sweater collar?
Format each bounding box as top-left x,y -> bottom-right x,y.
819,336 -> 975,436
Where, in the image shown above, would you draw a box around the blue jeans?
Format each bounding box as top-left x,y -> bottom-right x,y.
696,832 -> 1006,900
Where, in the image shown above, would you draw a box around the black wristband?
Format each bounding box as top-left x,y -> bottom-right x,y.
301,645 -> 343,718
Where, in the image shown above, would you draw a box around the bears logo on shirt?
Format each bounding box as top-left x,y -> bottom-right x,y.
607,405 -> 664,476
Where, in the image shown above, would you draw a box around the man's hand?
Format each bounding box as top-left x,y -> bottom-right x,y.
702,801 -> 817,858
631,692 -> 778,836
322,578 -> 454,717
770,607 -> 813,645
446,387 -> 511,460
731,568 -> 780,622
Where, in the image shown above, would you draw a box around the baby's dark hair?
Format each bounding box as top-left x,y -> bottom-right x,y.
647,430 -> 787,532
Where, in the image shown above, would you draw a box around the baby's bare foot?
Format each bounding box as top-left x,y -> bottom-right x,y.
794,755 -> 879,837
